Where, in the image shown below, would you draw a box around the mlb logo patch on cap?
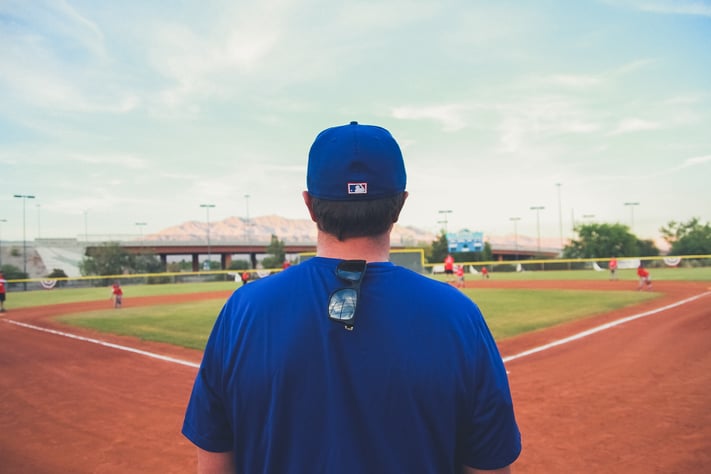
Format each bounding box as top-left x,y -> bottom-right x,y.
306,121 -> 407,201
348,183 -> 368,195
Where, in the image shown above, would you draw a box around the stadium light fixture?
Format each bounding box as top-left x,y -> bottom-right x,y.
200,204 -> 216,269
135,222 -> 147,247
244,194 -> 251,243
530,206 -> 545,257
509,217 -> 521,261
438,210 -> 453,234
83,210 -> 89,242
14,194 -> 36,290
624,202 -> 639,232
556,183 -> 563,249
36,203 -> 41,240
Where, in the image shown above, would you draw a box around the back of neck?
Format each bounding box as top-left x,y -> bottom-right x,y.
315,231 -> 391,262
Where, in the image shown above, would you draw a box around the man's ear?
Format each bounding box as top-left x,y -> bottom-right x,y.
302,191 -> 317,222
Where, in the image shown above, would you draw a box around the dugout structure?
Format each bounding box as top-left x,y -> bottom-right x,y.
297,248 -> 425,273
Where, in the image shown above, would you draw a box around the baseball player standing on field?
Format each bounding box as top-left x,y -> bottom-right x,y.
182,121 -> 521,473
0,271 -> 7,312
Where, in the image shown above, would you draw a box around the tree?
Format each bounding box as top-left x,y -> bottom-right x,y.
563,223 -> 655,258
228,260 -> 251,271
261,234 -> 286,269
427,231 -> 449,264
660,218 -> 711,255
1,264 -> 26,281
80,242 -> 133,276
81,243 -> 166,276
131,252 -> 164,274
636,238 -> 660,258
167,259 -> 193,272
47,268 -> 68,278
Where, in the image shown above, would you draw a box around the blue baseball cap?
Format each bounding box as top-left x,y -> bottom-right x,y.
307,121 -> 407,201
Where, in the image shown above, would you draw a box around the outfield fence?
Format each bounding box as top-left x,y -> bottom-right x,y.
433,255 -> 711,274
5,252 -> 710,292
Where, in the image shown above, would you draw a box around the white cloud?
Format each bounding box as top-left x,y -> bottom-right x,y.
545,74 -> 602,88
391,104 -> 470,132
609,118 -> 661,135
679,154 -> 711,168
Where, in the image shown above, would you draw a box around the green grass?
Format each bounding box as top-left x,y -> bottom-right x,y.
9,266 -> 708,310
466,289 -> 659,339
56,288 -> 661,349
431,266 -> 711,282
58,300 -> 226,350
12,265 -> 700,350
6,281 -> 238,309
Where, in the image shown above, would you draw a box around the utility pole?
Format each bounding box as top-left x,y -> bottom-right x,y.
530,206 -> 545,257
624,202 -> 640,232
509,217 -> 521,261
200,204 -> 216,269
14,194 -> 36,290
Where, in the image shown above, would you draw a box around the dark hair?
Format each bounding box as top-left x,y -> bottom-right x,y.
310,193 -> 406,241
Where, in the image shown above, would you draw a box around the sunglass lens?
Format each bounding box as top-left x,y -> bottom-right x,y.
328,288 -> 357,320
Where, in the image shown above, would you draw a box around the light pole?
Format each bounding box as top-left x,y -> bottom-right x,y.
438,210 -> 453,234
200,204 -> 216,270
244,194 -> 251,242
36,203 -> 41,240
530,206 -> 545,257
0,218 -> 6,267
624,202 -> 639,232
556,183 -> 563,248
135,222 -> 147,247
84,210 -> 89,242
14,194 -> 36,290
509,217 -> 521,261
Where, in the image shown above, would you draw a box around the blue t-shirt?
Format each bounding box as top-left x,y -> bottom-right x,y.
183,257 -> 521,473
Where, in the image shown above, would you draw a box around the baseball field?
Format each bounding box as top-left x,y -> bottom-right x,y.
1,269 -> 709,473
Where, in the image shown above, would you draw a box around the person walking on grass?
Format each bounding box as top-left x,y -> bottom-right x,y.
444,253 -> 455,282
110,280 -> 123,308
182,121 -> 521,474
456,264 -> 465,288
609,257 -> 618,281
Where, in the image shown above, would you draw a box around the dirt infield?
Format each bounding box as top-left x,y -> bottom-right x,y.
1,280 -> 709,473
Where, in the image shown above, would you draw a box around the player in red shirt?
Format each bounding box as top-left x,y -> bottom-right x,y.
0,271 -> 7,313
481,266 -> 489,279
443,254 -> 455,282
455,265 -> 465,288
636,265 -> 652,291
111,281 -> 124,308
609,257 -> 618,281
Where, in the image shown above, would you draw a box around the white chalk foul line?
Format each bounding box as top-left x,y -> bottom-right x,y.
502,291 -> 711,363
3,291 -> 708,370
2,319 -> 200,369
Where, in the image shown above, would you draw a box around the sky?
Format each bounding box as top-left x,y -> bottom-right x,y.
1,0 -> 710,245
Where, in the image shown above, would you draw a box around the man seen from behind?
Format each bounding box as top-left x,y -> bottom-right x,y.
182,121 -> 521,473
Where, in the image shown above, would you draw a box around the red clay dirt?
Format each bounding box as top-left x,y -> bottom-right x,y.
1,280 -> 709,473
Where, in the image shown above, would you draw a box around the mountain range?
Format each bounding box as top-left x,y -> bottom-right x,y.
144,215 -> 438,247
143,214 -> 566,251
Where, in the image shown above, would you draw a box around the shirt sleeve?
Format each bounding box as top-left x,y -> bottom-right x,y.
460,312 -> 522,470
182,309 -> 234,452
